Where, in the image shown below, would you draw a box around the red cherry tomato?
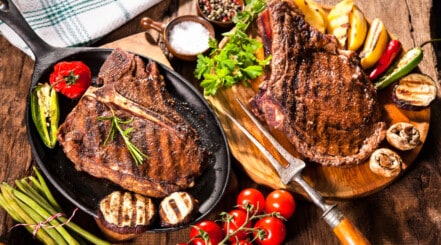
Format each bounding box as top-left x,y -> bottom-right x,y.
237,240 -> 253,245
223,209 -> 251,243
265,189 -> 296,220
237,188 -> 265,214
189,220 -> 223,245
253,217 -> 286,245
49,61 -> 91,99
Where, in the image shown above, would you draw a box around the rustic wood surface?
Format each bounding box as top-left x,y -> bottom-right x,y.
0,0 -> 440,244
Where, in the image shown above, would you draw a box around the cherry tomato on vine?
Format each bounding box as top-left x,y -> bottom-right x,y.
189,220 -> 223,245
223,209 -> 251,243
237,240 -> 253,245
265,189 -> 296,220
253,216 -> 286,245
237,188 -> 265,214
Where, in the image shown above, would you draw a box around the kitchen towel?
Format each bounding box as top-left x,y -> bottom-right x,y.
0,0 -> 162,59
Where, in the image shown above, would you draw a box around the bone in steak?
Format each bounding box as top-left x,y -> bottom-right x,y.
58,48 -> 207,198
250,0 -> 385,166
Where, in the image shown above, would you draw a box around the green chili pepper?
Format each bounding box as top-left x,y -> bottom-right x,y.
374,47 -> 423,90
374,38 -> 441,90
30,83 -> 59,148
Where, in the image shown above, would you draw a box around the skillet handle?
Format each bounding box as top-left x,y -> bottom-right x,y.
323,207 -> 371,245
0,0 -> 53,57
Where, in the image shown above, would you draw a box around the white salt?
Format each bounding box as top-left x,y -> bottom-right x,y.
168,21 -> 210,55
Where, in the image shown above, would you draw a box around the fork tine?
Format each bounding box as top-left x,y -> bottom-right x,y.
223,111 -> 288,179
235,98 -> 305,172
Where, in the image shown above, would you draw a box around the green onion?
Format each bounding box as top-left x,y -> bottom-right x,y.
0,167 -> 111,245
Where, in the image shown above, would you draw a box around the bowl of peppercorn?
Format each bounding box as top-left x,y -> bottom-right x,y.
196,0 -> 244,30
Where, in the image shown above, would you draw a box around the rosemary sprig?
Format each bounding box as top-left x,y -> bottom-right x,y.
99,110 -> 148,166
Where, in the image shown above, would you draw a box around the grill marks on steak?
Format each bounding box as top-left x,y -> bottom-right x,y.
58,49 -> 207,198
251,1 -> 385,166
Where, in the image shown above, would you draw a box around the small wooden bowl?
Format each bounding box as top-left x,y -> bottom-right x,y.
196,0 -> 244,30
140,15 -> 215,61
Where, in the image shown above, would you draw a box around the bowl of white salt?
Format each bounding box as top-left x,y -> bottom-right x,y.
140,15 -> 215,61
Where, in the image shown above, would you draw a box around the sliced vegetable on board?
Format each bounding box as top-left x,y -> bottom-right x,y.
374,47 -> 423,89
375,39 -> 441,90
326,0 -> 354,48
347,5 -> 367,51
30,83 -> 59,149
391,73 -> 437,110
386,122 -> 421,151
369,39 -> 402,80
293,0 -> 328,33
359,18 -> 389,69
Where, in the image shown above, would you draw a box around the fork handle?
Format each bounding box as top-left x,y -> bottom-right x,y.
323,207 -> 371,245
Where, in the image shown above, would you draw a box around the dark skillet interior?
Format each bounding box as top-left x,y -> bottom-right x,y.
25,49 -> 230,233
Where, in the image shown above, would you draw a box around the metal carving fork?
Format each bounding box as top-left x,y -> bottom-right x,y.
224,98 -> 371,245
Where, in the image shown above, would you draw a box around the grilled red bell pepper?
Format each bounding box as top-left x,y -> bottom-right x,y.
49,61 -> 92,99
368,39 -> 402,80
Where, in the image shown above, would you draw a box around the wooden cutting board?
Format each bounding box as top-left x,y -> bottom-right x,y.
105,24 -> 430,200
204,5 -> 431,199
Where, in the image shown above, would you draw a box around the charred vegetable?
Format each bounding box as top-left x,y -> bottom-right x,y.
369,39 -> 401,80
374,47 -> 422,89
159,192 -> 198,227
359,18 -> 388,69
30,83 -> 60,149
386,122 -> 420,151
392,73 -> 437,110
96,191 -> 156,241
369,148 -> 402,178
375,39 -> 441,90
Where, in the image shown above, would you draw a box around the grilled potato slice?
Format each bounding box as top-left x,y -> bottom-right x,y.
293,0 -> 328,33
327,0 -> 368,50
327,0 -> 353,48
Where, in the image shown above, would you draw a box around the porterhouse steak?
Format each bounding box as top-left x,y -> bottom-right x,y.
250,0 -> 386,166
58,48 -> 207,198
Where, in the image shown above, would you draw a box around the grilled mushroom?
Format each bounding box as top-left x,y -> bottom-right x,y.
386,122 -> 420,151
369,148 -> 403,178
96,191 -> 156,241
159,191 -> 199,227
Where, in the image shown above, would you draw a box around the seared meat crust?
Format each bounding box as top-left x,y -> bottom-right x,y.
58,49 -> 207,197
251,0 -> 385,166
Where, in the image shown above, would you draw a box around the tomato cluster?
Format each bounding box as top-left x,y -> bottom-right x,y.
184,188 -> 296,245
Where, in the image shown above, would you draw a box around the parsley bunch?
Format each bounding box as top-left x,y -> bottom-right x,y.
194,0 -> 270,96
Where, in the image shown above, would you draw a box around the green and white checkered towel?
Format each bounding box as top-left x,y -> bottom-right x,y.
0,0 -> 162,59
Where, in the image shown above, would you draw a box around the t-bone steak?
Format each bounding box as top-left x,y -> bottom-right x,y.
250,0 -> 386,166
58,48 -> 208,198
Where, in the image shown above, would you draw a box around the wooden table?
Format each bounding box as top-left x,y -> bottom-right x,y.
1,0 -> 440,244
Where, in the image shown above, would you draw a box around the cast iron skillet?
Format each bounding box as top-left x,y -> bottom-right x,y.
0,0 -> 230,232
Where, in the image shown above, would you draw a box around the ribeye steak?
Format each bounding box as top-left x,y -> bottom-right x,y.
250,0 -> 385,166
58,48 -> 207,198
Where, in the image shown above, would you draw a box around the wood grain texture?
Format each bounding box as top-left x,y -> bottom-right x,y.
0,0 -> 440,244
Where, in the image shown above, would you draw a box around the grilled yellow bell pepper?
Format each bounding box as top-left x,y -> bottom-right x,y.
359,18 -> 388,69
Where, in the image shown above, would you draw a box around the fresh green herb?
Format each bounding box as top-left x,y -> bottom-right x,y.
99,110 -> 148,166
0,167 -> 110,244
195,0 -> 270,96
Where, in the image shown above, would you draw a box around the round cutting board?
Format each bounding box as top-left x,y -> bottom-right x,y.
207,79 -> 429,199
